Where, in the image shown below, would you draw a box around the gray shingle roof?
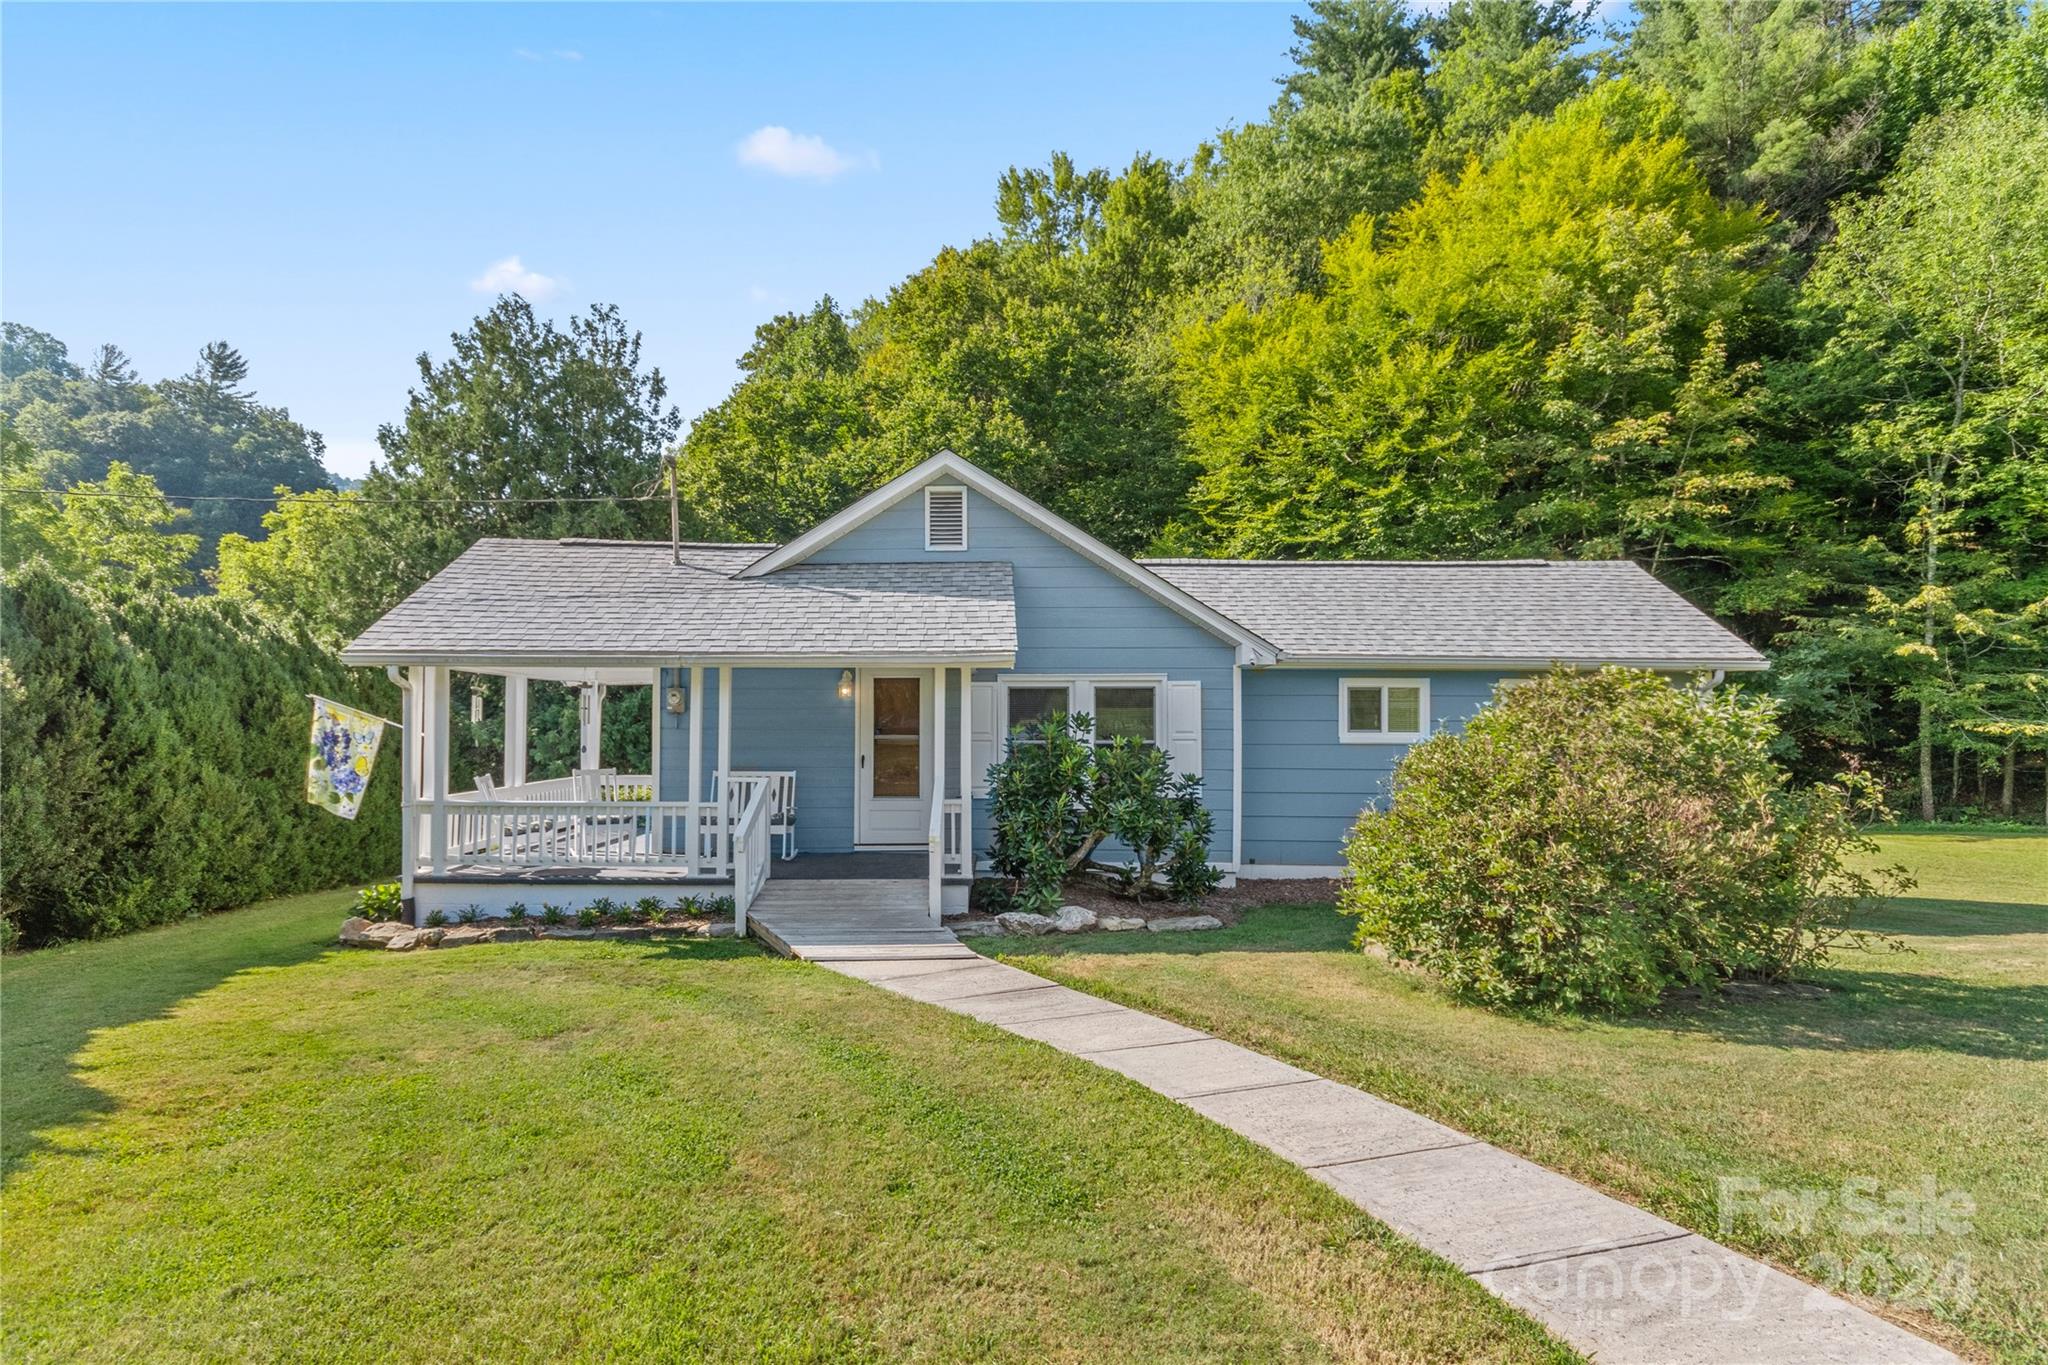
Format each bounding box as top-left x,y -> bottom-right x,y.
1143,559 -> 1767,669
342,539 -> 1017,664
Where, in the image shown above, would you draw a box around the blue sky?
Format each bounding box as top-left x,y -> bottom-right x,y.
3,3 -> 1300,478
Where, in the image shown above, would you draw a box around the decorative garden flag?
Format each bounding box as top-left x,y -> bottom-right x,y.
306,696 -> 387,820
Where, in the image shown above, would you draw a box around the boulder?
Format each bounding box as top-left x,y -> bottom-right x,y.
385,930 -> 422,951
486,926 -> 535,943
593,925 -> 651,940
1097,915 -> 1147,932
339,916 -> 409,949
434,926 -> 491,948
706,922 -> 738,938
1053,905 -> 1098,933
414,928 -> 445,947
539,927 -> 597,940
1147,914 -> 1223,933
995,911 -> 1057,936
951,919 -> 1002,938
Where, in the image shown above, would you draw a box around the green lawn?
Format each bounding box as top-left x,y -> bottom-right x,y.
1,890 -> 1568,1363
991,833 -> 2048,1363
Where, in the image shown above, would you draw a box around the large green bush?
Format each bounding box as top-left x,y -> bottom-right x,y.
1,562 -> 398,946
987,713 -> 1220,913
1340,668 -> 1904,1014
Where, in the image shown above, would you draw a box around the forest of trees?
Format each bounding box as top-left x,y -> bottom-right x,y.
4,0 -> 2044,942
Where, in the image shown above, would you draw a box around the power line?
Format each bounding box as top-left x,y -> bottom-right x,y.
0,485 -> 664,507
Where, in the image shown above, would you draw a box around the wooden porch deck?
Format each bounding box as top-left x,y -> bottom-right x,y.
745,879 -> 974,962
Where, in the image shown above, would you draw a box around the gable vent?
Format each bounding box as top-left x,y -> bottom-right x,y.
925,486 -> 967,550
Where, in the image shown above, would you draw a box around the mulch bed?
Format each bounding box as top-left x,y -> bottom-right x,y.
980,874 -> 1343,927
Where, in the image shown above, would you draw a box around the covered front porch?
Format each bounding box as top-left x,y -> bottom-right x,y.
392,660 -> 980,931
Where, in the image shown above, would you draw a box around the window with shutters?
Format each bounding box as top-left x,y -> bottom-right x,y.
924,486 -> 967,550
1339,677 -> 1430,744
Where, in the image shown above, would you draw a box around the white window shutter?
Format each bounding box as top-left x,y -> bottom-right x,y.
970,681 -> 996,796
1163,680 -> 1202,779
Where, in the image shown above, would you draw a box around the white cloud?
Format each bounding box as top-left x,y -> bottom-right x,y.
470,255 -> 562,301
735,125 -> 875,181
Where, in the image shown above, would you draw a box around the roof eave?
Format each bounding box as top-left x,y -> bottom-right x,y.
1264,653 -> 1770,672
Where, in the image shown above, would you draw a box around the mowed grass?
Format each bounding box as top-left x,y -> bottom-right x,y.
991,833 -> 2048,1362
0,890 -> 1569,1364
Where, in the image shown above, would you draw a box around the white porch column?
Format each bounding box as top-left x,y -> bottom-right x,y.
579,683 -> 605,771
716,665 -> 733,870
930,664 -> 948,923
398,666 -> 419,905
425,665 -> 451,878
957,665 -> 972,872
687,664 -> 704,869
503,674 -> 528,787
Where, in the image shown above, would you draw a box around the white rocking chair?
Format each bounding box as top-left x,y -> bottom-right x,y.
729,769 -> 798,860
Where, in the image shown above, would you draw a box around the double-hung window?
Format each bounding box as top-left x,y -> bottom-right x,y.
1091,685 -> 1159,747
1339,677 -> 1430,744
1000,678 -> 1162,749
1005,684 -> 1071,745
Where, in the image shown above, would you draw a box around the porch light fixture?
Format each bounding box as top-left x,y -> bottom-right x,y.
837,670 -> 855,700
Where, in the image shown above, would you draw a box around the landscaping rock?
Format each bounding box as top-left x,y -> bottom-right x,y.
706,922 -> 737,938
1098,915 -> 1146,932
1147,915 -> 1223,933
593,925 -> 651,940
952,919 -> 1002,938
339,916 -> 414,949
1053,906 -> 1098,933
539,927 -> 597,940
385,930 -> 421,951
486,926 -> 534,943
434,926 -> 491,948
995,911 -> 1057,936
414,928 -> 445,947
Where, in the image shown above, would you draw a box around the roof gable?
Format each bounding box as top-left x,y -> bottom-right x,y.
738,451 -> 1278,663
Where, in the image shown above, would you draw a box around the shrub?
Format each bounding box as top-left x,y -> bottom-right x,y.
540,904 -> 566,926
705,894 -> 735,916
576,906 -> 602,929
0,562 -> 399,946
424,909 -> 448,929
634,896 -> 664,923
1341,668 -> 1908,1014
987,713 -> 1219,912
456,904 -> 482,925
504,903 -> 529,924
353,882 -> 404,923
673,894 -> 701,915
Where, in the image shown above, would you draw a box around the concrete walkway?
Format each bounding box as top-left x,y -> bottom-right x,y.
814,948 -> 1955,1365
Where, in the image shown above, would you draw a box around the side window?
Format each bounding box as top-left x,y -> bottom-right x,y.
1339,678 -> 1429,744
1092,684 -> 1159,746
1005,684 -> 1070,744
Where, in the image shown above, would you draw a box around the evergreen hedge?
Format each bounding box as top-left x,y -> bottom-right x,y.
1,562 -> 398,947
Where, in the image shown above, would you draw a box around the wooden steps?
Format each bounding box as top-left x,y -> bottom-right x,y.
745,879 -> 974,962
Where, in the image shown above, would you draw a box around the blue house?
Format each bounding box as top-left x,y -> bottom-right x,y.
345,451 -> 1766,932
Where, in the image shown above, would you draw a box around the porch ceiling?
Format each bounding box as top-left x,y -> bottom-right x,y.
341,539 -> 1018,668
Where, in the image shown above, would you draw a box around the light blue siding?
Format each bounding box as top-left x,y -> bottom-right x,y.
809,489 -> 1240,859
1240,668 -> 1520,869
658,666 -> 859,854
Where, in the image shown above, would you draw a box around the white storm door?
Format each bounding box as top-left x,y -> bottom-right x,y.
856,671 -> 934,845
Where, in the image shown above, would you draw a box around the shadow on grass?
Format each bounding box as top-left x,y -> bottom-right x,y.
1865,897 -> 2047,937
1633,968 -> 2048,1061
2,893 -> 354,1179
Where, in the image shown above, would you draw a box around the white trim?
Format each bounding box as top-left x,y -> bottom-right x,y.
855,667 -> 937,846
648,667 -> 662,795
1265,656 -> 1768,672
996,673 -> 1167,748
734,451 -> 1279,663
1338,676 -> 1431,745
342,650 -> 1017,670
1237,863 -> 1346,880
1231,665 -> 1242,871
923,485 -> 967,551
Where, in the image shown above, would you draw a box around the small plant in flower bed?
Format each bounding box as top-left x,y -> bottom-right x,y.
576,906 -> 603,929
705,894 -> 736,917
352,882 -> 404,923
540,904 -> 567,927
504,903 -> 529,925
615,900 -> 648,925
456,904 -> 482,925
424,909 -> 448,929
634,896 -> 665,924
673,894 -> 701,916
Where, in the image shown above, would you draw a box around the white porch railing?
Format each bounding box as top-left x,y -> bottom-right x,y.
731,779 -> 773,935
441,799 -> 711,872
942,799 -> 966,878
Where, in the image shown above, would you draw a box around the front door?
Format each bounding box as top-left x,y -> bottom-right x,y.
856,671 -> 932,845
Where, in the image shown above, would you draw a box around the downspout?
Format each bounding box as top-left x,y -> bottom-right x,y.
387,666 -> 417,914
